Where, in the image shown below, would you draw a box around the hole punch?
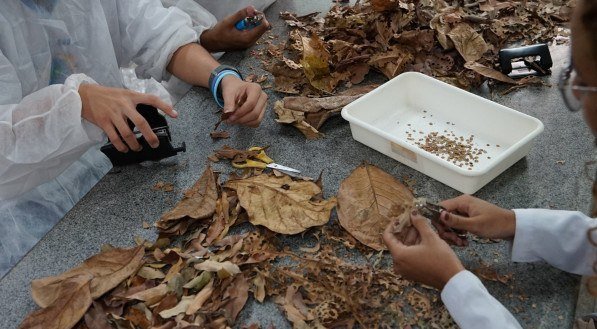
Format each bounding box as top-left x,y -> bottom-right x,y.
499,44 -> 552,78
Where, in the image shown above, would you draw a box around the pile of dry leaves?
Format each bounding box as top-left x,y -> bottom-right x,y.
20,161 -> 471,329
256,0 -> 573,138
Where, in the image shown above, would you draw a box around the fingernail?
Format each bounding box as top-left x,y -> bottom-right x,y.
135,146 -> 143,152
172,109 -> 178,116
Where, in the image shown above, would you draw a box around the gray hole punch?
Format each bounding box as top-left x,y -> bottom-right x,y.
499,43 -> 552,78
100,104 -> 186,166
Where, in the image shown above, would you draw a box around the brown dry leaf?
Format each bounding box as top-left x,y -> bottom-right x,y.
152,181 -> 174,192
186,278 -> 215,315
473,263 -> 513,284
464,62 -> 518,84
157,165 -> 217,227
337,164 -> 414,250
225,174 -> 336,234
20,274 -> 93,329
300,34 -> 337,93
210,130 -> 230,140
274,86 -> 375,139
83,301 -> 112,329
222,274 -> 249,322
31,246 -> 144,308
126,284 -> 169,305
447,23 -> 489,63
194,260 -> 241,278
252,271 -> 267,303
369,46 -> 414,79
159,295 -> 195,319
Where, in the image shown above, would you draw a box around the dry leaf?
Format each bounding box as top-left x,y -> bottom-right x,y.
210,130 -> 230,139
464,62 -> 518,84
194,260 -> 241,278
157,165 -> 217,231
20,274 -> 93,329
159,295 -> 195,319
31,246 -> 144,308
126,284 -> 169,305
447,23 -> 489,63
225,174 -> 336,234
369,46 -> 414,79
337,164 -> 414,250
186,279 -> 215,315
222,274 -> 249,321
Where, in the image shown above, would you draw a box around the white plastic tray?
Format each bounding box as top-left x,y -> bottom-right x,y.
341,72 -> 544,194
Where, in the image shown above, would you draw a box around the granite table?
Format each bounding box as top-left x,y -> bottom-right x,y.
0,0 -> 595,328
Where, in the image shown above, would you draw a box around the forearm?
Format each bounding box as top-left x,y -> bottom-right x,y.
167,43 -> 220,88
441,271 -> 522,329
511,209 -> 596,275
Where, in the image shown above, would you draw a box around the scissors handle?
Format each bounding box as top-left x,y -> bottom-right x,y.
232,159 -> 268,169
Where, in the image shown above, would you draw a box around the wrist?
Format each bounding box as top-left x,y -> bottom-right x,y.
199,29 -> 219,53
504,209 -> 516,240
440,265 -> 465,290
209,65 -> 242,108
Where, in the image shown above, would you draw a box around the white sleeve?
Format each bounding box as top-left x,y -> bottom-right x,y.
511,209 -> 596,275
114,0 -> 199,82
441,270 -> 522,329
0,73 -> 105,200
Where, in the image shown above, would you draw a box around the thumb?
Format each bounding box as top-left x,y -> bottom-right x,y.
222,81 -> 238,114
410,214 -> 436,242
440,211 -> 474,231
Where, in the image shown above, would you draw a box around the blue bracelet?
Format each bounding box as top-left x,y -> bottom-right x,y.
211,70 -> 241,108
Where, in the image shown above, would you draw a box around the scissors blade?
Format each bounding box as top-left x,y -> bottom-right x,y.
267,163 -> 301,174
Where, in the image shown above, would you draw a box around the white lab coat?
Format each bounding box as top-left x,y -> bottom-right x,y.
0,0 -> 210,278
441,209 -> 597,328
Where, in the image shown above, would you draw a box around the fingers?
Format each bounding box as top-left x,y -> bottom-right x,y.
439,194 -> 474,215
126,109 -> 159,148
102,123 -> 129,153
236,91 -> 268,127
229,83 -> 262,123
112,116 -> 141,152
228,6 -> 252,24
382,223 -> 405,258
134,93 -> 178,118
410,214 -> 436,242
439,211 -> 476,232
247,16 -> 269,39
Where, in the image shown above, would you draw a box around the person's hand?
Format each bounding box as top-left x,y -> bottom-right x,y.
78,84 -> 178,153
383,212 -> 465,290
439,195 -> 516,240
200,6 -> 271,52
220,76 -> 267,127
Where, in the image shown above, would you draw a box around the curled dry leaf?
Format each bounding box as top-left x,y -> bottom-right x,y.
156,165 -> 217,233
31,246 -> 144,308
274,85 -> 375,139
222,274 -> 250,321
224,174 -> 336,234
447,23 -> 489,63
194,260 -> 241,278
464,62 -> 518,85
20,274 -> 93,329
337,164 -> 414,250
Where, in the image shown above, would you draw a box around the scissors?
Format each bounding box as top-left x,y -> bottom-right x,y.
414,197 -> 467,238
232,147 -> 301,176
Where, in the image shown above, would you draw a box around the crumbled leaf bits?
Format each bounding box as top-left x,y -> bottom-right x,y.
337,163 -> 414,250
274,85 -> 376,139
21,161 -> 475,328
257,0 -> 572,95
